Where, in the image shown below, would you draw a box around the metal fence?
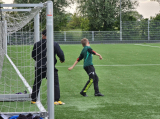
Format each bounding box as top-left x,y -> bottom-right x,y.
7,20 -> 160,45
122,20 -> 160,41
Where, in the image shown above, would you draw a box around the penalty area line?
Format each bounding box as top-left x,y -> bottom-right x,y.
134,44 -> 160,48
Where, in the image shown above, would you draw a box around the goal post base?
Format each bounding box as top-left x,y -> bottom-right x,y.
0,94 -> 31,101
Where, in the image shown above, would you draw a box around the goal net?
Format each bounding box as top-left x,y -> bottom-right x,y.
0,2 -> 54,118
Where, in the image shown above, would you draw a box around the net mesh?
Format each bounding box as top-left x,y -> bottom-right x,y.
5,7 -> 42,34
0,4 -> 48,115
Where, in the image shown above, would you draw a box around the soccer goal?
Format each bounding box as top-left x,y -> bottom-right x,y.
0,1 -> 54,119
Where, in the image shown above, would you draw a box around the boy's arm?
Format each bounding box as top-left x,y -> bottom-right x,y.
88,48 -> 102,60
68,60 -> 78,71
68,54 -> 83,71
95,52 -> 102,60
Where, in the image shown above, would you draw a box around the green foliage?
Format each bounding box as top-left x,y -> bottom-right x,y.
77,0 -> 138,31
115,15 -> 137,31
122,20 -> 148,40
13,0 -> 74,31
149,14 -> 160,40
64,13 -> 90,31
66,13 -> 82,29
115,11 -> 143,30
152,13 -> 160,20
146,14 -> 160,40
81,17 -> 90,31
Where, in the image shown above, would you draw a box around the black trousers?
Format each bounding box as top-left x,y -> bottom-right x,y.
31,68 -> 60,101
81,65 -> 99,94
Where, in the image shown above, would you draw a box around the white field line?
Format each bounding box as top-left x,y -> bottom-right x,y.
134,44 -> 160,48
17,64 -> 160,68
6,54 -> 46,112
56,64 -> 160,67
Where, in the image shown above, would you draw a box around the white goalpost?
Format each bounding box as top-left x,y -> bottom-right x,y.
0,1 -> 54,119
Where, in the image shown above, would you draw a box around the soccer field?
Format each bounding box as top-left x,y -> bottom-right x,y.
0,43 -> 160,119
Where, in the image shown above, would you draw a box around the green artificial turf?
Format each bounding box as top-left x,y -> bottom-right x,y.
0,43 -> 160,119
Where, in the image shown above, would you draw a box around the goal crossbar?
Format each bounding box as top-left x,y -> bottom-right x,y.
0,3 -> 44,7
2,9 -> 32,12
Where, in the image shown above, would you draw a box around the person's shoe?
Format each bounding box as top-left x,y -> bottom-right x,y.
54,101 -> 59,105
31,101 -> 36,104
80,91 -> 88,97
95,93 -> 104,96
58,101 -> 65,105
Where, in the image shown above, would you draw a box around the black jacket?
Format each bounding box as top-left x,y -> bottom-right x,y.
32,39 -> 65,70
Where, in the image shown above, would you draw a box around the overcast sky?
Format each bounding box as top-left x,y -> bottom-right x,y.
2,0 -> 160,19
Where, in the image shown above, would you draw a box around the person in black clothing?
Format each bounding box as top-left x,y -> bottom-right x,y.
31,29 -> 65,105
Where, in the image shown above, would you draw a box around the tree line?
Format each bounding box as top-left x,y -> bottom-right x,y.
11,0 -> 160,31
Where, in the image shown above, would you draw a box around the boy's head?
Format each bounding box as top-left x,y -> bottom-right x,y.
81,38 -> 89,47
42,29 -> 46,36
42,29 -> 46,39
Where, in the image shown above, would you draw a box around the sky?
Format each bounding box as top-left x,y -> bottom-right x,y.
137,0 -> 160,18
2,0 -> 160,19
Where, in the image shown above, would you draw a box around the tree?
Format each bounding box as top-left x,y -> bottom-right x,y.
66,13 -> 81,29
125,11 -> 143,21
115,11 -> 143,30
13,0 -> 74,31
77,0 -> 138,31
149,13 -> 160,40
151,13 -> 160,20
80,17 -> 89,31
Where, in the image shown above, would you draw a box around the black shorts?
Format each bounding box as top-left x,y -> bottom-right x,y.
84,65 -> 95,75
84,65 -> 99,80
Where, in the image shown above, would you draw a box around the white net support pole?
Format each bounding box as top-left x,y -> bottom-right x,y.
4,20 -> 7,54
34,12 -> 41,102
34,13 -> 40,43
0,20 -> 7,80
46,1 -> 54,119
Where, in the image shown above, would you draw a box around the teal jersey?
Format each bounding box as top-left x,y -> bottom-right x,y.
78,46 -> 95,68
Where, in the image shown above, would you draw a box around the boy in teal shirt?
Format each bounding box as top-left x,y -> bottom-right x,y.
68,38 -> 104,97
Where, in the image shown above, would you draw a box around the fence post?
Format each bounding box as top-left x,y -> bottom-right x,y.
148,19 -> 150,41
92,31 -> 94,41
64,31 -> 66,41
120,21 -> 122,41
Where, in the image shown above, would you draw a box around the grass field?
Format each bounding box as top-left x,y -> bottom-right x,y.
0,43 -> 160,119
